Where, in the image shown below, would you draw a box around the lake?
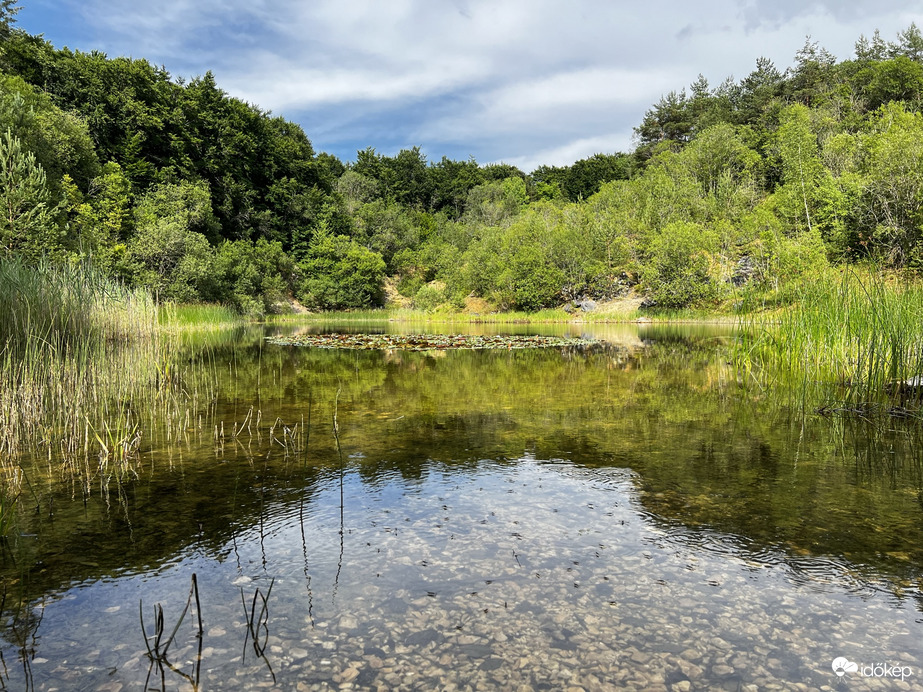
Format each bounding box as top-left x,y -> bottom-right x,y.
2,321 -> 922,691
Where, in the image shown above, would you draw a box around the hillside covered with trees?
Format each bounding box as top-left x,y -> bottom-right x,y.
2,0 -> 923,314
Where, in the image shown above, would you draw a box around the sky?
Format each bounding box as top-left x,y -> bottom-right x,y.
15,0 -> 923,172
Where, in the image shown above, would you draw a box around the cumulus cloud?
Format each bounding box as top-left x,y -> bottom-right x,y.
737,0 -> 918,28
20,0 -> 923,168
499,132 -> 638,172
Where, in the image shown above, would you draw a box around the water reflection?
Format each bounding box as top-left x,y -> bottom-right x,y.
1,323 -> 922,689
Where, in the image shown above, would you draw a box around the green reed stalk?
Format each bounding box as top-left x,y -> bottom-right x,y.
0,257 -> 220,492
737,267 -> 923,414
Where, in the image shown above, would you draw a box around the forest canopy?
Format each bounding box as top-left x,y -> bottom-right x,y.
2,4 -> 923,313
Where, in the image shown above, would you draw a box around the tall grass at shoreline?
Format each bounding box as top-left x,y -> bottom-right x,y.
0,258 -> 158,353
0,258 -> 217,495
737,268 -> 923,413
159,302 -> 241,329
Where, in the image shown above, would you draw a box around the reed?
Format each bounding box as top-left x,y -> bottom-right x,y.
0,257 -> 218,491
140,573 -> 204,691
737,267 -> 923,414
0,257 -> 157,353
241,579 -> 276,683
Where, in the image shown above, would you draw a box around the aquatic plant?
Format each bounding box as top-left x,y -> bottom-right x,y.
0,257 -> 220,490
737,267 -> 923,414
266,332 -> 600,351
159,301 -> 241,329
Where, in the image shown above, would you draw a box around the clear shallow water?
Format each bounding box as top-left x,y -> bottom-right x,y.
2,323 -> 922,691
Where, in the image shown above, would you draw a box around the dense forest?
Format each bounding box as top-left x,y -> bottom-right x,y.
2,1 -> 923,314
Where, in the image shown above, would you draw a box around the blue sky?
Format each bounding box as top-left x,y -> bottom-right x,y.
15,0 -> 923,171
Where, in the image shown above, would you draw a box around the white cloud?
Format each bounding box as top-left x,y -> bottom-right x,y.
27,0 -> 923,165
498,132 -> 636,173
220,53 -> 491,112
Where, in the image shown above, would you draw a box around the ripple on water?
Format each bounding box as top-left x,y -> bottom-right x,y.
4,459 -> 923,691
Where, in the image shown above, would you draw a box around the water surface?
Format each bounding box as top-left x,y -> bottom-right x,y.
2,322 -> 922,690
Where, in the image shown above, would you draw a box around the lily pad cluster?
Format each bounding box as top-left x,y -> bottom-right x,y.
266,333 -> 599,351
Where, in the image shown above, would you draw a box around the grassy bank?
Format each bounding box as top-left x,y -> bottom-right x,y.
266,305 -> 650,325
159,302 -> 242,329
737,268 -> 923,414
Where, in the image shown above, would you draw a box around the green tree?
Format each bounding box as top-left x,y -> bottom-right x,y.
0,127 -> 59,259
380,147 -> 433,208
634,90 -> 694,158
351,199 -> 422,270
857,57 -> 923,110
0,0 -> 20,43
298,228 -> 386,309
62,161 -> 132,269
858,103 -> 923,266
562,153 -> 632,201
462,176 -> 528,228
642,221 -> 719,307
585,181 -> 645,285
429,156 -> 484,217
737,57 -> 784,127
773,104 -> 824,234
337,170 -> 380,214
0,73 -> 100,193
127,181 -> 217,300
785,38 -> 837,107
212,238 -> 297,314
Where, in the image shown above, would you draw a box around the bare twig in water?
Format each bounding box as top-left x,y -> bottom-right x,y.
240,579 -> 276,683
333,388 -> 345,601
139,573 -> 204,691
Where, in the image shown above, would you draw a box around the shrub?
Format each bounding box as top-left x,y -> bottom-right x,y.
643,221 -> 719,307
413,283 -> 445,311
298,229 -> 386,309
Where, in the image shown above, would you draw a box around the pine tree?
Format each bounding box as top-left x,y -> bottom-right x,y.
0,127 -> 59,259
0,1 -> 21,43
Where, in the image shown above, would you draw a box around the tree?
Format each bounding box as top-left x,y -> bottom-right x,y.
642,221 -> 719,307
127,181 -> 218,300
351,198 -> 420,270
857,57 -> 923,110
298,228 -> 386,309
429,156 -> 483,217
0,128 -> 59,259
785,37 -> 837,106
679,123 -> 760,201
0,73 -> 100,193
634,90 -> 694,159
858,103 -> 923,266
774,104 -> 824,234
62,161 -> 132,264
380,147 -> 433,208
0,0 -> 20,43
855,30 -> 889,63
586,181 -> 642,277
462,176 -> 527,228
529,164 -> 568,201
563,153 -> 632,201
212,238 -> 297,314
891,23 -> 923,62
736,57 -> 783,127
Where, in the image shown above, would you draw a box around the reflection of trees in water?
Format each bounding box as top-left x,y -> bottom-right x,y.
629,410 -> 923,604
204,334 -> 923,601
4,326 -> 923,647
